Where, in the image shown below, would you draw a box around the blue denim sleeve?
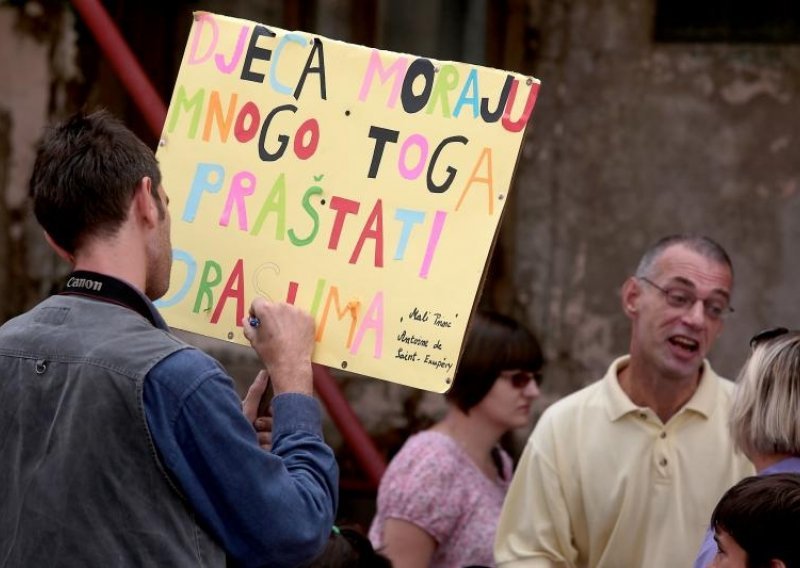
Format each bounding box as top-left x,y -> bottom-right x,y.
143,348 -> 339,568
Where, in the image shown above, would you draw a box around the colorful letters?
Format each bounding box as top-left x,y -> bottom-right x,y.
157,13 -> 538,384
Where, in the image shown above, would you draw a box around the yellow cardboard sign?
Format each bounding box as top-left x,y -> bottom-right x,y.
156,12 -> 540,392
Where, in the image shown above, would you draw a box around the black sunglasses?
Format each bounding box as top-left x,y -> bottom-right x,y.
749,327 -> 789,349
507,371 -> 544,389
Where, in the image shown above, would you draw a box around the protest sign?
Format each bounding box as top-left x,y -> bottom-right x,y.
156,12 -> 540,392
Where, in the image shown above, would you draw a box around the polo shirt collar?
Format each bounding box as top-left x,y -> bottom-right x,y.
682,360 -> 720,418
605,355 -> 720,421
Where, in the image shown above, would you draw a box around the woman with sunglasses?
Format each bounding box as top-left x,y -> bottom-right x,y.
694,328 -> 800,568
368,310 -> 543,568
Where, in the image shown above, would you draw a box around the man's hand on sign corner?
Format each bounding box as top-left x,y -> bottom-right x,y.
243,298 -> 315,397
253,415 -> 273,451
242,369 -> 269,420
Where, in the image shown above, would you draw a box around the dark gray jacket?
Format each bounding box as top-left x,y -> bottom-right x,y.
0,295 -> 225,567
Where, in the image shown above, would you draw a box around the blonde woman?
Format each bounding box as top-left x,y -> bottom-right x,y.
695,328 -> 800,567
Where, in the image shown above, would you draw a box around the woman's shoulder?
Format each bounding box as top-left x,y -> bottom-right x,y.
403,430 -> 459,453
374,431 -> 474,539
381,431 -> 466,487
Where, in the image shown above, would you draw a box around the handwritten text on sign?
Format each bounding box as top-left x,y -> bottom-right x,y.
156,12 -> 540,392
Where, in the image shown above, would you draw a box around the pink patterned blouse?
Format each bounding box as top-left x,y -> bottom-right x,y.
368,430 -> 513,568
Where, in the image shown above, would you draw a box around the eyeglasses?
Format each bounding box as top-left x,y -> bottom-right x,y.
503,370 -> 543,389
749,327 -> 789,349
638,277 -> 734,321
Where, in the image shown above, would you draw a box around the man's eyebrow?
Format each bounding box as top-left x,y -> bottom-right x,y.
668,276 -> 696,288
666,276 -> 731,300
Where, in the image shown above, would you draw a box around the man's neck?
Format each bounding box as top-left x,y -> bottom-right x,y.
617,359 -> 701,423
72,233 -> 147,295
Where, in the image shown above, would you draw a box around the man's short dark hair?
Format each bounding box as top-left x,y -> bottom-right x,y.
711,473 -> 800,568
635,234 -> 733,279
29,110 -> 162,254
446,310 -> 543,413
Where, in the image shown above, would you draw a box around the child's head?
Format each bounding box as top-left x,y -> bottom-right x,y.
710,473 -> 800,568
298,525 -> 392,568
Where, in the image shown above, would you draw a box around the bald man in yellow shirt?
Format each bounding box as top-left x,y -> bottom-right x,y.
495,235 -> 755,568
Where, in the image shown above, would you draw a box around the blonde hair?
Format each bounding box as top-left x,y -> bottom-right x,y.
730,332 -> 800,457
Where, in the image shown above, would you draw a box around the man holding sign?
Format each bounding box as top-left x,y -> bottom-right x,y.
0,111 -> 337,567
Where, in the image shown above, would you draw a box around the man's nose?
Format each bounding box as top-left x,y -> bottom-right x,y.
682,298 -> 706,327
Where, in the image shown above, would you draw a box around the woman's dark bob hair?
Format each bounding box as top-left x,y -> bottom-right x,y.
446,310 -> 543,413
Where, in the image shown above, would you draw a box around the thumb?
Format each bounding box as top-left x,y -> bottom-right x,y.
242,370 -> 270,423
242,316 -> 257,345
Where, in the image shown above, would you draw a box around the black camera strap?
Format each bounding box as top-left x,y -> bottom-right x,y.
59,270 -> 168,330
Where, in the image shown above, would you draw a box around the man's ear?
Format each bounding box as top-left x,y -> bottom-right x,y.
43,231 -> 75,264
621,277 -> 641,318
770,560 -> 786,568
132,176 -> 158,228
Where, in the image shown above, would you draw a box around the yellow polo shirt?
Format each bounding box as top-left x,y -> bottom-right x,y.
494,356 -> 755,568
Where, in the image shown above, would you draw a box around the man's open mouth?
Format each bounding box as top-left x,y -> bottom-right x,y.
669,335 -> 699,352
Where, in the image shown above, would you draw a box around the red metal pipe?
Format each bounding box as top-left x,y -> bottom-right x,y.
313,364 -> 386,487
70,0 -> 387,489
70,0 -> 167,136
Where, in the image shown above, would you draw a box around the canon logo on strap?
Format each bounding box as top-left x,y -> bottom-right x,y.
66,277 -> 104,292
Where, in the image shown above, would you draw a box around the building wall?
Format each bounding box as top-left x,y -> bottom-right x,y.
513,1 -> 800,402
0,5 -> 80,321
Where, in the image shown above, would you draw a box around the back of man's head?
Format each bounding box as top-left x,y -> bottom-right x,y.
29,110 -> 162,254
634,234 -> 733,280
711,473 -> 800,568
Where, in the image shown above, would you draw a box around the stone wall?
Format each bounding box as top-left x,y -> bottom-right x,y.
0,5 -> 75,319
511,1 -> 800,408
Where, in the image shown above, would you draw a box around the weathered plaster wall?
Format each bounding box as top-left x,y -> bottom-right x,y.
0,5 -> 77,320
512,0 -> 800,403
